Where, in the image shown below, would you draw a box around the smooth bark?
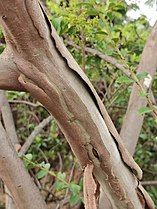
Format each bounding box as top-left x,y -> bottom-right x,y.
0,90 -> 17,209
99,21 -> 157,209
0,122 -> 47,209
0,90 -> 47,209
120,21 -> 157,155
0,1 -> 154,208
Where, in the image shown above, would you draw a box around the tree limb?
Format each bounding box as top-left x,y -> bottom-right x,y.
0,51 -> 25,91
66,40 -> 130,76
0,121 -> 47,209
66,40 -> 156,113
0,90 -> 17,209
142,181 -> 157,186
19,115 -> 53,156
0,90 -> 18,144
120,21 -> 157,155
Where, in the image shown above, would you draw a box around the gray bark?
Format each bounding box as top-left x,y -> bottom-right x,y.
0,91 -> 17,209
120,21 -> 157,155
99,20 -> 157,209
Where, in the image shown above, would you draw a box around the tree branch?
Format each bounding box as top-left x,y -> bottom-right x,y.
66,40 -> 156,110
66,40 -> 130,76
0,90 -> 18,144
19,115 -> 53,156
0,90 -> 17,209
8,100 -> 42,107
0,121 -> 47,209
142,181 -> 157,186
120,21 -> 157,155
0,51 -> 25,91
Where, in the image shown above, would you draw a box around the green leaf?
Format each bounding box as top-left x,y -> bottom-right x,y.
39,161 -> 45,167
85,10 -> 100,16
60,22 -> 69,35
120,49 -> 128,56
51,18 -> 61,34
137,72 -> 148,80
69,182 -> 81,194
115,5 -> 125,11
37,170 -> 48,179
43,163 -> 51,170
36,163 -> 50,179
76,2 -> 93,7
116,76 -> 134,84
69,194 -> 81,206
95,30 -> 108,35
54,181 -> 67,191
138,90 -> 147,97
111,37 -> 119,43
138,107 -> 153,115
57,172 -> 66,180
67,26 -> 75,35
105,49 -> 117,56
153,105 -> 157,110
25,154 -> 33,161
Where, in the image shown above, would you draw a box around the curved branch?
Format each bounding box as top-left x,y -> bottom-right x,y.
19,115 -> 53,156
0,50 -> 25,91
66,40 -> 130,76
0,90 -> 18,144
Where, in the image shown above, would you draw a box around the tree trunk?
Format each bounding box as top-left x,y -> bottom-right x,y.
0,1 -> 154,208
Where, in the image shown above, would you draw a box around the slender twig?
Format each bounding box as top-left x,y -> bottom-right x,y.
58,161 -> 76,209
22,156 -> 69,185
81,30 -> 86,72
38,147 -> 49,163
9,100 -> 43,107
57,152 -> 63,172
106,84 -> 130,109
66,40 -> 130,76
66,40 -> 157,109
19,115 -> 53,157
116,47 -> 157,116
142,181 -> 157,186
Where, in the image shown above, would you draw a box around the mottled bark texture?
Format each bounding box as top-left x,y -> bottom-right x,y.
0,1 -> 155,209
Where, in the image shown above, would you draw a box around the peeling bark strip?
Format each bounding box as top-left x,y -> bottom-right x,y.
83,164 -> 98,209
40,0 -> 142,180
0,0 -> 155,208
